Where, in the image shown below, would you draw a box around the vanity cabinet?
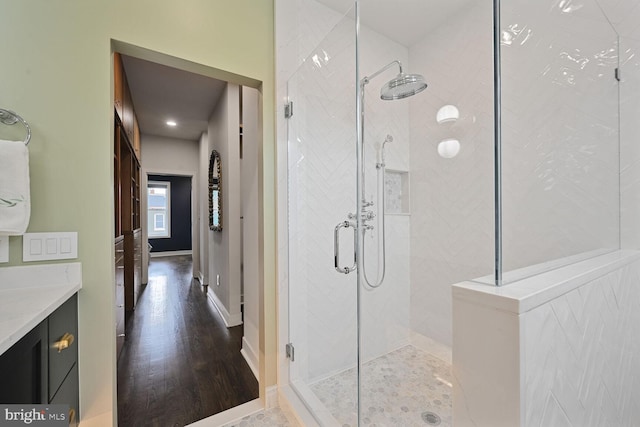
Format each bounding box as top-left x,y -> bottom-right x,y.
0,320 -> 48,404
48,294 -> 78,411
0,293 -> 78,426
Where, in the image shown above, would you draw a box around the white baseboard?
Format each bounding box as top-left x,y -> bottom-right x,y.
149,250 -> 192,258
207,289 -> 243,327
185,399 -> 262,426
241,337 -> 259,380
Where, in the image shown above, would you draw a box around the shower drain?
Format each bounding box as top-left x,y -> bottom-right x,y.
421,411 -> 441,425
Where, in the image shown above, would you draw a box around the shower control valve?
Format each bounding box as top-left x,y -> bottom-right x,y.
347,211 -> 375,221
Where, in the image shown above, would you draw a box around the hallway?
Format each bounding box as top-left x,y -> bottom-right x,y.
117,255 -> 258,426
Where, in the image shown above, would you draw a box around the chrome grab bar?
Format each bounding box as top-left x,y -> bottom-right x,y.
334,220 -> 357,274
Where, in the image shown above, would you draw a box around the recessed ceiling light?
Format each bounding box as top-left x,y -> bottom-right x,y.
166,120 -> 177,127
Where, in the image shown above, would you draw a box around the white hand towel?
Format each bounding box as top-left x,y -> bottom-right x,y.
0,139 -> 30,235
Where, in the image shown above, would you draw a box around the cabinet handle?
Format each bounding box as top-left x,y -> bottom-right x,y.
69,408 -> 76,424
117,334 -> 125,338
54,332 -> 75,353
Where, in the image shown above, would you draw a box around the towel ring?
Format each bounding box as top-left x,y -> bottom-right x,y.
0,108 -> 31,146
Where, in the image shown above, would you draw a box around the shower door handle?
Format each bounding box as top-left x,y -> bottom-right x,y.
334,221 -> 357,274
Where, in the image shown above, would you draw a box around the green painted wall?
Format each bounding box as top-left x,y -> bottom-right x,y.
0,1 -> 275,425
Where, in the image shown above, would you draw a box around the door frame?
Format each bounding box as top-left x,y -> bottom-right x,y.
112,40 -> 274,419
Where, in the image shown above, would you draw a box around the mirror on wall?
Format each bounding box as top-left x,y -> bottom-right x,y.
209,150 -> 222,231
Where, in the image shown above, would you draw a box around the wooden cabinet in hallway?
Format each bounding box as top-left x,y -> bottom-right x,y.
114,52 -> 143,359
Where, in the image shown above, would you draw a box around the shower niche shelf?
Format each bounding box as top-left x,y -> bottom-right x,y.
384,169 -> 410,215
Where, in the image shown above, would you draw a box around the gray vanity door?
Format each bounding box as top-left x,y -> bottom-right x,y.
0,319 -> 48,403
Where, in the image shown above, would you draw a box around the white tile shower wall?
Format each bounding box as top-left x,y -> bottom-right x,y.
500,0 -> 620,272
276,0 -> 346,86
409,0 -> 626,347
453,252 -> 640,426
360,215 -> 411,361
280,0 -> 413,383
359,12 -> 413,368
408,3 -> 495,348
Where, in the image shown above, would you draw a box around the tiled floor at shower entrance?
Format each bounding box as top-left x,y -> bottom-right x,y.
310,345 -> 452,427
220,407 -> 299,427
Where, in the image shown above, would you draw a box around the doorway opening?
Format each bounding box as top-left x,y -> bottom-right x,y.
111,41 -> 263,425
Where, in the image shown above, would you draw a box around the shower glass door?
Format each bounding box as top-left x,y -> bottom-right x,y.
286,6 -> 360,425
287,0 -> 494,425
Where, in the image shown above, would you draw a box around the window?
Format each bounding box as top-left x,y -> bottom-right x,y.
153,213 -> 165,231
148,181 -> 170,238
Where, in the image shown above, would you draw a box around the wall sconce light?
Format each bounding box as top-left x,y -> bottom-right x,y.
436,105 -> 459,124
436,104 -> 461,158
437,138 -> 460,159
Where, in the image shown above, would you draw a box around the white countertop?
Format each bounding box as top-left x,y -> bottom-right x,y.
0,262 -> 82,355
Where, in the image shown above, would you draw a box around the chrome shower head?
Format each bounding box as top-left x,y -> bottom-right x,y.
380,73 -> 427,100
361,60 -> 428,101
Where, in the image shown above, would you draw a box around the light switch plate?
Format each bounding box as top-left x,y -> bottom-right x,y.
22,232 -> 78,262
0,236 -> 8,263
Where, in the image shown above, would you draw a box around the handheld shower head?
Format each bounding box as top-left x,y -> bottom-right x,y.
379,134 -> 393,167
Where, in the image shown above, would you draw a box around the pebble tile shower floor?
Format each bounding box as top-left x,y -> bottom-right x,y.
225,345 -> 452,426
310,345 -> 452,426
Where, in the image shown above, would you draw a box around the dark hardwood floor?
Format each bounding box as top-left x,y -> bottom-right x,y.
117,255 -> 258,427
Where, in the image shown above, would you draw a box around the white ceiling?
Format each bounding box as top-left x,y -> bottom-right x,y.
121,55 -> 226,142
318,0 -> 474,47
121,1 -> 473,142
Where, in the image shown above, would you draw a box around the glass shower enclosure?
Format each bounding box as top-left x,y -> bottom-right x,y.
284,0 -> 621,425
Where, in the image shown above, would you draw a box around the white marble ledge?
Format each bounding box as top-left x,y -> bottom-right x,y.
0,262 -> 82,355
452,250 -> 640,314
